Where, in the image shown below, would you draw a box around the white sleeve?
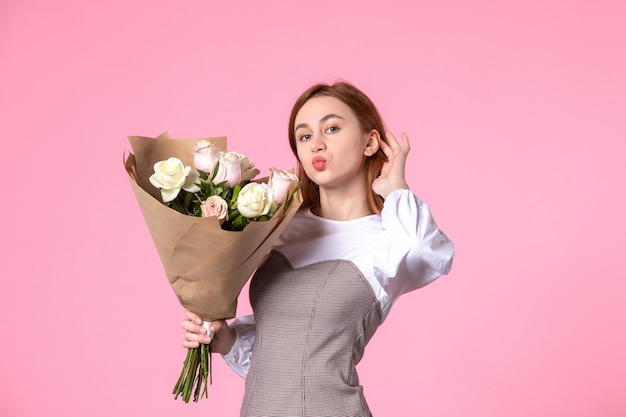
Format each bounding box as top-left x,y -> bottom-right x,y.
375,189 -> 455,303
221,315 -> 256,378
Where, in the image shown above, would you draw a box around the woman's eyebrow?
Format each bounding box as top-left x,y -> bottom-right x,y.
295,114 -> 345,131
320,113 -> 344,123
294,122 -> 309,131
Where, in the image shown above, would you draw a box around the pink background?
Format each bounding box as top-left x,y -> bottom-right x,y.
1,1 -> 625,416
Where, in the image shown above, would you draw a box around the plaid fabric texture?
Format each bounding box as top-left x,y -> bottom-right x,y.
241,251 -> 382,417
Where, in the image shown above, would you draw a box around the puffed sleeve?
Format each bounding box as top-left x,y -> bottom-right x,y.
375,189 -> 454,304
221,315 -> 256,378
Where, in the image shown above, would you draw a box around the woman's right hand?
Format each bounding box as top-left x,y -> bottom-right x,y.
372,131 -> 411,198
181,309 -> 236,355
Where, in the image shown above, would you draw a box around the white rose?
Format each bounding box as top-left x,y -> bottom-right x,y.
149,157 -> 200,203
236,182 -> 274,218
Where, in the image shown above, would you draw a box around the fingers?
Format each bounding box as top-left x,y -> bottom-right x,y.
180,314 -> 231,349
181,312 -> 213,347
383,131 -> 411,157
400,132 -> 410,152
182,332 -> 209,348
183,309 -> 202,325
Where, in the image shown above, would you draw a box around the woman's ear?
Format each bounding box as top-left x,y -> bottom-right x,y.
364,130 -> 381,156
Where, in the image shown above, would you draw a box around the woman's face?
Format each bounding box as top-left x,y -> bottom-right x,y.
293,96 -> 376,190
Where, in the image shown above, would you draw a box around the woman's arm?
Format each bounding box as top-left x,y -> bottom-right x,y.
376,190 -> 454,300
221,315 -> 256,378
372,131 -> 454,302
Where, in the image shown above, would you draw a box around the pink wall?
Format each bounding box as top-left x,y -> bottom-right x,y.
1,1 -> 625,416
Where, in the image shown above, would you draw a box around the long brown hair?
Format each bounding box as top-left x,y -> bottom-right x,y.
288,81 -> 389,215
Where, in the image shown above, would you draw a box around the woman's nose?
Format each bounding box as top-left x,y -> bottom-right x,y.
310,134 -> 326,152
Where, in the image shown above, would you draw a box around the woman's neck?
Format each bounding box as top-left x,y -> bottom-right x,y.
316,186 -> 373,221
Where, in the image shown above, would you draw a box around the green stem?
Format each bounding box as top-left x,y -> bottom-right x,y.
172,344 -> 213,403
172,348 -> 192,399
183,348 -> 199,402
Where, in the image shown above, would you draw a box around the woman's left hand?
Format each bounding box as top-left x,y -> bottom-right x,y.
372,131 -> 411,198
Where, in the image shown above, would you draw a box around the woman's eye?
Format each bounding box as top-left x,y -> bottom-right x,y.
326,126 -> 339,133
299,134 -> 312,141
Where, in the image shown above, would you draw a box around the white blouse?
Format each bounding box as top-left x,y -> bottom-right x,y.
223,189 -> 454,378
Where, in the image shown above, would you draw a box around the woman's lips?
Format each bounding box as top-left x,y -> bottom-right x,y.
312,156 -> 326,171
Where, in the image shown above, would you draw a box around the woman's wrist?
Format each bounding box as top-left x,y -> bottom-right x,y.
376,180 -> 410,199
214,324 -> 237,355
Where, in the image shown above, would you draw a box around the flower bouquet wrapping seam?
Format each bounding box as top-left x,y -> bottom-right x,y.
125,132 -> 302,402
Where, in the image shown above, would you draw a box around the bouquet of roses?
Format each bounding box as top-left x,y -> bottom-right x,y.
125,132 -> 301,403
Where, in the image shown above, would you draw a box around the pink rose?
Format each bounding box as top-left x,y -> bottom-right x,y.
268,167 -> 299,205
194,140 -> 220,174
235,152 -> 261,181
218,152 -> 245,187
200,195 -> 229,224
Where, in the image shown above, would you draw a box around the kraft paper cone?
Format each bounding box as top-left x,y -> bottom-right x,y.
125,133 -> 302,321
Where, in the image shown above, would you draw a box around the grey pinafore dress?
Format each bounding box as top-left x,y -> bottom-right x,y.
240,250 -> 383,417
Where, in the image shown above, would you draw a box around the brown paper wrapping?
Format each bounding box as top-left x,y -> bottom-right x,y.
125,132 -> 302,321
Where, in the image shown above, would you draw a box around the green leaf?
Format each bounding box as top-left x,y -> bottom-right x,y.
198,169 -> 209,181
210,161 -> 220,182
231,184 -> 242,207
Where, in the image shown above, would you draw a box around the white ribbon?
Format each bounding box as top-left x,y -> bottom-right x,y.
202,321 -> 215,340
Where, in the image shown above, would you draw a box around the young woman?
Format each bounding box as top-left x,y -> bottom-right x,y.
182,81 -> 455,416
